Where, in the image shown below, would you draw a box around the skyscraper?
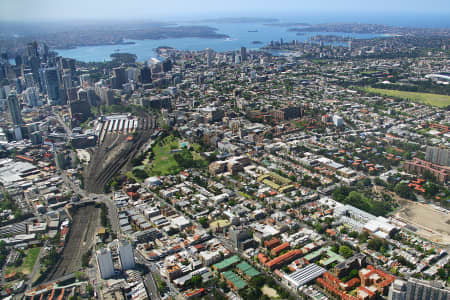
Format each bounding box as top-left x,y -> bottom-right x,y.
240,47 -> 247,61
24,87 -> 40,107
44,67 -> 60,104
7,92 -> 23,126
96,248 -> 115,279
139,65 -> 152,84
118,240 -> 135,271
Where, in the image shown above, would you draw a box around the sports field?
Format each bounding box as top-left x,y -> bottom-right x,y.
364,87 -> 450,108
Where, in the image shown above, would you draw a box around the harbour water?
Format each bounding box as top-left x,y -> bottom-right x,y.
55,21 -> 380,62
55,13 -> 450,62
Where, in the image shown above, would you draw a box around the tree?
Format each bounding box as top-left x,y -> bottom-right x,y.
368,238 -> 384,251
349,231 -> 358,238
394,182 -> 415,200
358,231 -> 369,243
198,217 -> 208,228
339,245 -> 353,259
190,274 -> 202,288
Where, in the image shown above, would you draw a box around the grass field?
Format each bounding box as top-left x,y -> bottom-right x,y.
364,87 -> 450,108
7,247 -> 40,275
146,135 -> 206,176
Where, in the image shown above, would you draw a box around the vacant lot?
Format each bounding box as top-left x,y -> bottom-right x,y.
395,200 -> 450,245
364,87 -> 450,108
46,204 -> 100,280
7,247 -> 40,275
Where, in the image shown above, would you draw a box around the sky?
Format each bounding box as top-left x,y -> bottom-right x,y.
1,0 -> 450,22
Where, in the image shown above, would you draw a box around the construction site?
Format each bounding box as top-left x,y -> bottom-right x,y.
84,113 -> 157,193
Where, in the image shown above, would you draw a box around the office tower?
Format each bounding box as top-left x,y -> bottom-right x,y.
44,67 -> 60,104
26,41 -> 39,58
24,73 -> 35,89
77,88 -> 88,101
42,43 -> 49,60
7,92 -> 23,125
66,87 -> 77,102
126,67 -> 137,82
30,131 -> 42,145
139,65 -> 152,84
15,55 -> 22,66
425,146 -> 450,166
240,47 -> 247,61
162,59 -> 172,72
24,87 -> 40,107
59,57 -> 76,75
86,87 -> 98,106
29,56 -> 41,87
38,69 -> 46,93
118,240 -> 135,271
96,248 -> 115,279
15,78 -> 23,93
112,67 -> 126,89
80,74 -> 90,88
62,73 -> 72,90
14,126 -> 22,141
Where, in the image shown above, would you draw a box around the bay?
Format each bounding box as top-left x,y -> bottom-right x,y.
55,21 -> 381,62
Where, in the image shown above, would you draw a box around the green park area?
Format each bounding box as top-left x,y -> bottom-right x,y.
7,247 -> 40,275
364,87 -> 450,108
130,134 -> 207,180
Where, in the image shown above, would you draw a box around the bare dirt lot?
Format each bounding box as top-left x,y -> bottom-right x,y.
395,200 -> 450,245
46,204 -> 100,280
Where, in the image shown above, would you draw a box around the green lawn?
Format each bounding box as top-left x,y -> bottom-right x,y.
364,87 -> 450,108
149,136 -> 181,175
146,135 -> 207,176
7,247 -> 40,275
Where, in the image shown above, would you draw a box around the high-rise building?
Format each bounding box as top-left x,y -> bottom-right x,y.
240,47 -> 247,61
77,88 -> 88,102
118,240 -> 135,271
86,87 -> 98,106
24,73 -> 35,89
24,87 -> 40,107
139,65 -> 152,84
206,48 -> 214,67
112,67 -> 126,89
44,67 -> 60,104
30,131 -> 42,145
29,56 -> 41,87
62,73 -> 72,90
7,92 -> 23,126
26,41 -> 39,58
96,248 -> 115,279
405,278 -> 449,300
388,279 -> 407,300
80,74 -> 90,88
425,146 -> 449,167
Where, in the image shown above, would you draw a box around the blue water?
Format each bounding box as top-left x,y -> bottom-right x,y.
55,22 -> 382,62
55,13 -> 450,62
